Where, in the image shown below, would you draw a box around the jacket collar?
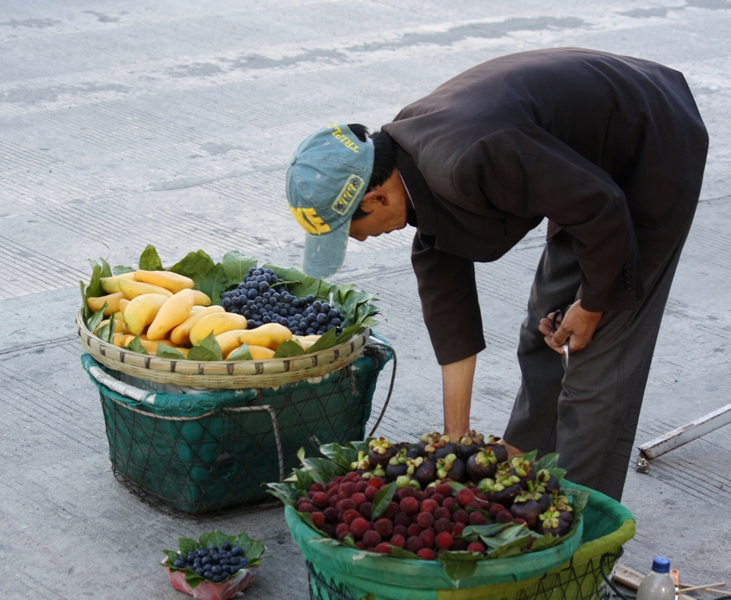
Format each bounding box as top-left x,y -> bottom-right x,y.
394,145 -> 439,236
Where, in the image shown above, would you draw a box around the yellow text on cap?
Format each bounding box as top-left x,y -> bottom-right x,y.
290,207 -> 331,235
328,124 -> 361,153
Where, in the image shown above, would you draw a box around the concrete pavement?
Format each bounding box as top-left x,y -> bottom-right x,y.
1,1 -> 730,598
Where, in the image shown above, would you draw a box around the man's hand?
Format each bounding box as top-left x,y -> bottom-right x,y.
538,301 -> 603,355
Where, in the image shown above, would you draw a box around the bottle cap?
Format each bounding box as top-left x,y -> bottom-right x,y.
652,556 -> 671,573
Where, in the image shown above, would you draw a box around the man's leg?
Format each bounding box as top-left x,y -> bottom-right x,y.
503,231 -> 582,456
556,224 -> 692,500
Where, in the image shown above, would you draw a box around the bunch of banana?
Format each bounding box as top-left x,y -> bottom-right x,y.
87,270 -> 319,359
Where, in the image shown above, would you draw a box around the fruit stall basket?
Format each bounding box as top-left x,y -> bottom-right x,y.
80,333 -> 394,514
288,483 -> 634,600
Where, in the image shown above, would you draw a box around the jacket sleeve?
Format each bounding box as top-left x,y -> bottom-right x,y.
411,232 -> 486,365
454,125 -> 644,311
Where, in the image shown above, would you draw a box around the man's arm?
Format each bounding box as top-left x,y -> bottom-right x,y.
441,354 -> 476,439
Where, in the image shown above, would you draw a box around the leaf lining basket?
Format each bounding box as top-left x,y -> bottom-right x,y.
76,309 -> 370,389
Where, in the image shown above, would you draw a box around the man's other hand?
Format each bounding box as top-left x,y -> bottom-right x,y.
539,301 -> 603,356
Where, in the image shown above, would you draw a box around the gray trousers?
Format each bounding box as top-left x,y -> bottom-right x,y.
503,226 -> 692,501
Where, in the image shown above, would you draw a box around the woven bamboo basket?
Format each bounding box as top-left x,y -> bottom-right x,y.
76,308 -> 371,389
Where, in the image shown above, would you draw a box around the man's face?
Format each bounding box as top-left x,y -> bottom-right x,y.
348,183 -> 408,242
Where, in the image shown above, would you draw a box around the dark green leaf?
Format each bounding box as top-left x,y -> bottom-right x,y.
265,264 -> 333,299
348,440 -> 370,454
305,327 -> 339,353
198,530 -> 234,549
161,549 -> 179,564
188,332 -> 223,361
85,258 -> 112,298
178,537 -> 199,555
112,265 -> 135,275
549,467 -> 568,481
297,511 -> 327,535
96,314 -> 115,343
273,340 -> 306,358
370,481 -> 397,520
233,531 -> 265,561
437,552 -> 480,583
461,523 -> 511,540
483,524 -> 533,558
156,345 -> 186,359
170,249 -> 217,293
125,336 -> 148,355
85,304 -> 107,334
339,534 -> 357,549
318,443 -> 359,471
445,481 -> 467,493
198,263 -> 229,305
299,456 -> 347,485
184,571 -> 205,590
138,245 -> 163,271
534,452 -> 560,472
514,450 -> 538,462
389,546 -> 419,559
221,251 -> 257,286
292,467 -> 315,492
264,482 -> 301,507
227,342 -> 252,361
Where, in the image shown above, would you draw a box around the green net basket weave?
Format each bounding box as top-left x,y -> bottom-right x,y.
289,483 -> 634,600
81,341 -> 394,515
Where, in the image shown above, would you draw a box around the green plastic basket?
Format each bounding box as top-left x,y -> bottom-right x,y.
289,483 -> 634,600
81,341 -> 393,514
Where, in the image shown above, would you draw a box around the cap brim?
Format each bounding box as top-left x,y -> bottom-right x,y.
302,224 -> 350,279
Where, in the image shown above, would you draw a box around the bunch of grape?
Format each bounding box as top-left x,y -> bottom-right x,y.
171,541 -> 248,583
220,268 -> 344,336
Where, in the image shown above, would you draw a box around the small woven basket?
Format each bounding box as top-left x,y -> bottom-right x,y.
76,308 -> 370,389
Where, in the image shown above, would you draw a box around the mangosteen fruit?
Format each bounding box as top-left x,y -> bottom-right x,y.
534,491 -> 552,513
484,435 -> 509,463
509,456 -> 536,486
350,451 -> 371,475
385,449 -> 409,481
536,469 -> 561,496
537,510 -> 568,536
424,435 -> 458,460
466,448 -> 498,482
436,453 -> 467,482
491,474 -> 522,507
509,493 -> 542,529
368,437 -> 397,466
456,431 -> 485,460
417,431 -> 441,455
410,456 -> 437,488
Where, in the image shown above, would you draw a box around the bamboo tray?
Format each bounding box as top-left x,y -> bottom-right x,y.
76,309 -> 370,389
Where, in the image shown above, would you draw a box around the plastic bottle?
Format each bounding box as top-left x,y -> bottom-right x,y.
636,556 -> 676,600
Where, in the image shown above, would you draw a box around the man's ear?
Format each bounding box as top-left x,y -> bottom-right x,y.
360,189 -> 390,209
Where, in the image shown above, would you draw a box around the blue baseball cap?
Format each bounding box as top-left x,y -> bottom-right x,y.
286,124 -> 374,279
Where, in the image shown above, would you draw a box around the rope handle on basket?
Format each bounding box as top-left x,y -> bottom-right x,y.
87,366 -> 286,482
88,365 -> 155,403
366,336 -> 397,437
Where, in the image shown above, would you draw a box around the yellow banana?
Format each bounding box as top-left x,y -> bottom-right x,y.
86,292 -> 125,316
146,289 -> 196,340
189,312 -> 247,346
134,269 -> 195,294
191,290 -> 212,306
118,278 -> 173,300
169,305 -> 225,346
123,293 -> 169,335
100,272 -> 137,294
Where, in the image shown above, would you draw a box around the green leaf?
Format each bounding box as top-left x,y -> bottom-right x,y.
273,340 -> 306,358
484,524 -> 533,558
85,304 -> 107,334
370,481 -> 397,520
318,442 -> 359,471
461,523 -> 512,540
85,258 -> 112,298
233,531 -> 265,561
437,552 -> 480,583
389,546 -> 419,559
125,336 -> 148,355
198,263 -> 230,305
292,467 -> 315,492
445,481 -> 467,493
96,313 -> 115,343
534,452 -> 560,472
299,456 -> 347,485
138,245 -> 163,271
221,251 -> 257,286
297,511 -> 327,535
264,482 -> 301,507
339,534 -> 357,549
79,280 -> 90,319
227,342 -> 252,361
305,327 -> 339,353
156,345 -> 186,359
161,549 -> 179,564
562,486 -> 590,516
112,265 -> 135,275
265,264 -> 333,300
188,332 -> 223,361
184,571 -> 205,590
178,537 -> 199,555
334,323 -> 364,345
348,440 -> 370,454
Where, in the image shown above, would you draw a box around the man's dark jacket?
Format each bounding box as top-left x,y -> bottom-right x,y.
381,47 -> 708,365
